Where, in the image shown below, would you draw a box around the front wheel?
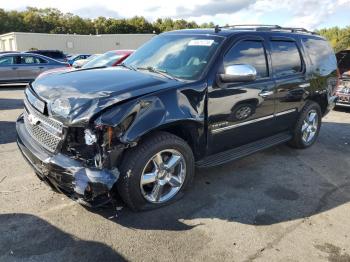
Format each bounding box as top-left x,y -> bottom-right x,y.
288,101 -> 322,149
117,132 -> 195,211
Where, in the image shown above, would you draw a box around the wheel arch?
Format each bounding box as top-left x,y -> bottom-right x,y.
138,120 -> 206,161
307,93 -> 328,115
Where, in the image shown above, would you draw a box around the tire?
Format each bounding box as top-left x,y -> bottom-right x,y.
117,131 -> 195,211
288,101 -> 322,149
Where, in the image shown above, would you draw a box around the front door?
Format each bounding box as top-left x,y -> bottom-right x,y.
17,55 -> 44,81
0,55 -> 19,82
208,38 -> 276,154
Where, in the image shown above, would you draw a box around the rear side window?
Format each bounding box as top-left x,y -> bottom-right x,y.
302,38 -> 337,75
37,57 -> 48,64
224,40 -> 268,79
270,41 -> 302,77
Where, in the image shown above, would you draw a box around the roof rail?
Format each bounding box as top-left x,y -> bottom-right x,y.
214,24 -> 318,35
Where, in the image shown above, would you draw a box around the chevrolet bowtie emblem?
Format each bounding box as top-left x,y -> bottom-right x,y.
27,114 -> 40,126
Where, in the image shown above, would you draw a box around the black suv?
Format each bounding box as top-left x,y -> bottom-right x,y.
16,25 -> 338,211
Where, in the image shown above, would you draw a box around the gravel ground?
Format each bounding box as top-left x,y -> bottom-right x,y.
0,87 -> 349,262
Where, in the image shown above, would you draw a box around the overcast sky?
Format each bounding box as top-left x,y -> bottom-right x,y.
1,0 -> 350,29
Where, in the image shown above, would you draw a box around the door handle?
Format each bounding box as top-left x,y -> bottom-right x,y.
12,67 -> 18,70
259,90 -> 274,98
38,66 -> 45,69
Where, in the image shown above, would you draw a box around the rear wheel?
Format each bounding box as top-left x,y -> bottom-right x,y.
118,131 -> 194,211
288,101 -> 322,149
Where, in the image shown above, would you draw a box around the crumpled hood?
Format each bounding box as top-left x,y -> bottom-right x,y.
31,67 -> 180,126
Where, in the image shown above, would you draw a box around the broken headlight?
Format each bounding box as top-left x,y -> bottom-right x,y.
51,98 -> 71,117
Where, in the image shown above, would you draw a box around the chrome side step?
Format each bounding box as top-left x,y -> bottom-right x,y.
196,132 -> 292,168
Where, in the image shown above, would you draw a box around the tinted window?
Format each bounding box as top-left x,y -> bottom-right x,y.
224,41 -> 268,79
0,56 -> 16,65
271,41 -> 302,77
302,38 -> 337,75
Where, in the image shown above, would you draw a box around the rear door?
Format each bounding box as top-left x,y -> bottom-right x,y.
16,55 -> 44,81
269,38 -> 307,132
0,55 -> 19,82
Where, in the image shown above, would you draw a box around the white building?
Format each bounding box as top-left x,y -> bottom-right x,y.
0,32 -> 155,54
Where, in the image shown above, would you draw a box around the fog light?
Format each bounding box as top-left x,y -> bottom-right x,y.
84,129 -> 97,145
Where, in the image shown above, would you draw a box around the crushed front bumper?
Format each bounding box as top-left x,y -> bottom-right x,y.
16,115 -> 119,207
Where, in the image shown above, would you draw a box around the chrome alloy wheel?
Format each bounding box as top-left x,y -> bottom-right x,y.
140,149 -> 186,203
301,109 -> 319,144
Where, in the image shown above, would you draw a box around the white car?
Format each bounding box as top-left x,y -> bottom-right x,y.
73,54 -> 101,68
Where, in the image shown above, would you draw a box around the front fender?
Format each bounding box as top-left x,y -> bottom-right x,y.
94,86 -> 206,145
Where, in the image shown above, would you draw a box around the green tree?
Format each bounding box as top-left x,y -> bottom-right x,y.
317,26 -> 350,52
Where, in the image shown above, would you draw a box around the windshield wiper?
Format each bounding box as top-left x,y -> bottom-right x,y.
118,63 -> 136,71
136,66 -> 179,81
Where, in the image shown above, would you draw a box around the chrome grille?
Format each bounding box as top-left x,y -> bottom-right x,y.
23,98 -> 63,152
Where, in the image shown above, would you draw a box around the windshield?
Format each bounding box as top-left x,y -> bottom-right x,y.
124,34 -> 224,80
83,52 -> 124,68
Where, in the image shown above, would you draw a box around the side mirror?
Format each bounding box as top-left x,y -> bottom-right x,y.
219,64 -> 257,83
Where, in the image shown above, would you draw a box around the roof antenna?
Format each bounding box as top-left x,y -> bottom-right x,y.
214,25 -> 221,33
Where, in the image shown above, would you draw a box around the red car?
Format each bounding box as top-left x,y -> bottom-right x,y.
82,50 -> 134,68
37,50 -> 134,79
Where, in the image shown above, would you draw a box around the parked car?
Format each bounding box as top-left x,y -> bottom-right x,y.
16,26 -> 338,211
25,50 -> 67,62
0,52 -> 69,84
336,50 -> 350,74
80,50 -> 134,68
72,54 -> 100,68
68,54 -> 91,66
38,51 -> 133,78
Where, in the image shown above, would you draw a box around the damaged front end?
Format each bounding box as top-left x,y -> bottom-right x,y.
16,66 -> 202,207
16,96 -> 130,207
16,86 -> 159,207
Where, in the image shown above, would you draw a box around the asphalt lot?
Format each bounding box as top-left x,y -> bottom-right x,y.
0,86 -> 349,262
